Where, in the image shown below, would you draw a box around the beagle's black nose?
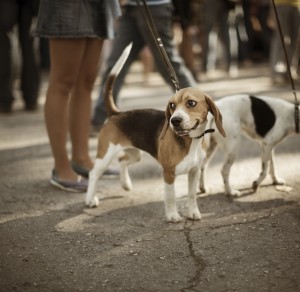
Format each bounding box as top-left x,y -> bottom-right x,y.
171,116 -> 182,127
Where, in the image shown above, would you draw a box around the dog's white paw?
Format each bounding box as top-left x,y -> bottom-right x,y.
187,208 -> 202,221
121,180 -> 132,191
273,177 -> 286,186
120,170 -> 133,191
166,211 -> 182,223
85,196 -> 99,208
227,189 -> 242,197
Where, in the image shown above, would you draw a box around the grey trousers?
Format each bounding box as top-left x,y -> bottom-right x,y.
91,3 -> 197,127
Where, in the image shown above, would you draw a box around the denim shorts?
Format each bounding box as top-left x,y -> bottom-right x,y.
35,0 -> 115,38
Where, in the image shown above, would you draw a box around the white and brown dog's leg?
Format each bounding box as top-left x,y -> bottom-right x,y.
187,167 -> 201,220
253,144 -> 285,191
119,148 -> 143,191
221,144 -> 241,196
222,154 -> 242,196
269,149 -> 285,186
252,144 -> 272,191
164,182 -> 182,223
218,132 -> 241,196
85,144 -> 121,207
199,138 -> 218,193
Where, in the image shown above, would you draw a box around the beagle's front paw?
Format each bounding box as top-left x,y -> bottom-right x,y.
226,189 -> 242,197
85,196 -> 99,208
273,177 -> 286,186
166,211 -> 182,223
187,208 -> 202,220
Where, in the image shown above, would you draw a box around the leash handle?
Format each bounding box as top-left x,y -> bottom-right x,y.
271,0 -> 299,132
135,0 -> 181,91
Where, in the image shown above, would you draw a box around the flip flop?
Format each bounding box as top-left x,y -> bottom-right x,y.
71,161 -> 119,179
50,170 -> 88,193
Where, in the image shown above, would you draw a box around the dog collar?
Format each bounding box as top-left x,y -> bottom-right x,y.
194,128 -> 215,139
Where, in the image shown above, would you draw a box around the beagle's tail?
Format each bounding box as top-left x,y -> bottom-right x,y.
104,43 -> 133,117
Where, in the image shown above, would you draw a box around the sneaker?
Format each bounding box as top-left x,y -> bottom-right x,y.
50,170 -> 88,193
71,161 -> 119,179
0,103 -> 12,113
25,102 -> 38,111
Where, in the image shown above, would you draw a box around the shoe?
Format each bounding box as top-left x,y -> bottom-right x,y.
71,161 -> 119,179
0,103 -> 12,113
71,161 -> 90,178
25,102 -> 38,111
50,170 -> 88,193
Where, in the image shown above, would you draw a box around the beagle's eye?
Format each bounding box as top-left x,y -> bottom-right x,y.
187,100 -> 197,108
169,102 -> 176,110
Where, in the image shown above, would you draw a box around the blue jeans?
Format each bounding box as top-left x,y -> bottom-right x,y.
91,4 -> 197,127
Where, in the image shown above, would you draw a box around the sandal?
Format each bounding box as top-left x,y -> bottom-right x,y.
71,161 -> 119,179
50,170 -> 88,193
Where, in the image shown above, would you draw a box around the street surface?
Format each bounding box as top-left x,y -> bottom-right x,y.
0,63 -> 300,291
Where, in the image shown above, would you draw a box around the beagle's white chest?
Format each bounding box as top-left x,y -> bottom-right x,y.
175,139 -> 204,175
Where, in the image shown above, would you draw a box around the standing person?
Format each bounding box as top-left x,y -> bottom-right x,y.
201,0 -> 235,74
34,0 -> 121,192
172,0 -> 200,82
270,0 -> 300,84
91,0 -> 197,132
0,0 -> 40,113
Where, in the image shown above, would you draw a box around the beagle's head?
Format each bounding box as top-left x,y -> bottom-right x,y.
159,87 -> 226,139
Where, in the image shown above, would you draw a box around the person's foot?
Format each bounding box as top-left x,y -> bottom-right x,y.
25,102 -> 38,111
71,161 -> 119,179
50,169 -> 88,193
0,103 -> 12,113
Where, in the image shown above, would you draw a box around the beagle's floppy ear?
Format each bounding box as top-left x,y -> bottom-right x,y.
159,103 -> 172,140
205,94 -> 226,137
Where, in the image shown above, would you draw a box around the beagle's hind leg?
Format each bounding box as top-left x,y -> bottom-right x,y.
85,144 -> 121,207
119,148 -> 143,191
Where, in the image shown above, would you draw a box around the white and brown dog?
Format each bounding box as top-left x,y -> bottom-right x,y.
85,45 -> 226,222
199,94 -> 299,196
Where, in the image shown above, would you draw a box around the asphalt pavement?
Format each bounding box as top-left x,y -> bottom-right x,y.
0,62 -> 300,292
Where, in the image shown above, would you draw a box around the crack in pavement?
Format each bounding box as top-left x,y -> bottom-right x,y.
181,221 -> 206,292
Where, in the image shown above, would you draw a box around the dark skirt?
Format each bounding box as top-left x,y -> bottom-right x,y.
35,0 -> 120,39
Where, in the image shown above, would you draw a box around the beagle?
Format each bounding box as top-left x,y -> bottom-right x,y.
199,94 -> 299,196
85,46 -> 226,222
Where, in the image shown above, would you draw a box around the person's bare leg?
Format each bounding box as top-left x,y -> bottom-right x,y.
69,38 -> 103,170
45,38 -> 92,181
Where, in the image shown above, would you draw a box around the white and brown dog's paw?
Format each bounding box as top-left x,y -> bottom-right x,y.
85,196 -> 99,208
166,211 -> 182,223
273,177 -> 286,186
187,208 -> 202,221
226,189 -> 242,197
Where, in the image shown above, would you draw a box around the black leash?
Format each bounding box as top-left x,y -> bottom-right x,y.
135,0 -> 181,92
271,0 -> 299,133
